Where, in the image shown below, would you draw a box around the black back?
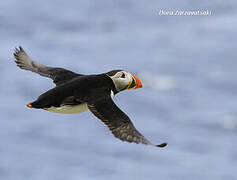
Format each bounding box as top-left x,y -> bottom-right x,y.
30,74 -> 117,108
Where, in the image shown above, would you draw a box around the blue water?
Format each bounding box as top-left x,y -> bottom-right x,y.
1,1 -> 237,179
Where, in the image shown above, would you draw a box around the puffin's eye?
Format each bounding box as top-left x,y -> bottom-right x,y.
121,73 -> 126,78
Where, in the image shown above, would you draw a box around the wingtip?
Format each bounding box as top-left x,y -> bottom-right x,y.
14,46 -> 21,57
14,46 -> 23,52
155,142 -> 167,148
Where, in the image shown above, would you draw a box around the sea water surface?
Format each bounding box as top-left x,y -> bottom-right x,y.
0,1 -> 237,180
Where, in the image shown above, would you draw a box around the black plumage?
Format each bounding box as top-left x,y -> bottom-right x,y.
14,46 -> 167,147
30,74 -> 116,108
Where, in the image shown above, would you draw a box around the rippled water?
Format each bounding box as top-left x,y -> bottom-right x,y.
1,1 -> 237,179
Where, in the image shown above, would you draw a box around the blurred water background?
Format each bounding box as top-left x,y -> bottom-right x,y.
0,0 -> 237,179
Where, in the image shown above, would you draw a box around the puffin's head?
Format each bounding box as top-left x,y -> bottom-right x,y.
106,70 -> 142,92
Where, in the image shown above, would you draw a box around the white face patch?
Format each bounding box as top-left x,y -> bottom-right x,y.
110,90 -> 114,98
109,71 -> 133,92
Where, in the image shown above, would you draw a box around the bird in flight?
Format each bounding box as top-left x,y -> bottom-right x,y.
14,47 -> 167,148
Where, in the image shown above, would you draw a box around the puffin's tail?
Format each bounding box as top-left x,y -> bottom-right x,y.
26,102 -> 41,109
26,100 -> 49,109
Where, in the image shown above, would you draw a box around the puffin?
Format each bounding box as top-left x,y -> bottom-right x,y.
14,46 -> 167,148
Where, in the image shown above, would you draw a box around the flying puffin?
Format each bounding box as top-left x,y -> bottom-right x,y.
14,47 -> 167,148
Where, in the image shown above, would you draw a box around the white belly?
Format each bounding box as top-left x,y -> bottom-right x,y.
44,91 -> 114,114
45,103 -> 89,114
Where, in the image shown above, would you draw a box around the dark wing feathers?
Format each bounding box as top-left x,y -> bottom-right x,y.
14,46 -> 82,85
14,47 -> 167,147
87,95 -> 167,147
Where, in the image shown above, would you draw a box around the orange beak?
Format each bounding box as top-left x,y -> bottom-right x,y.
131,74 -> 143,89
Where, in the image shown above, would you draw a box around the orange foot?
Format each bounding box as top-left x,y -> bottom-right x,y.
26,104 -> 32,108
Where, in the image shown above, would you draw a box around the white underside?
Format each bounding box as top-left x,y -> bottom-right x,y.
45,103 -> 89,114
44,91 -> 114,114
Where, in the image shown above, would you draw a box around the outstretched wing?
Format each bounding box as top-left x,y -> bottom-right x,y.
14,46 -> 83,85
87,94 -> 167,147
